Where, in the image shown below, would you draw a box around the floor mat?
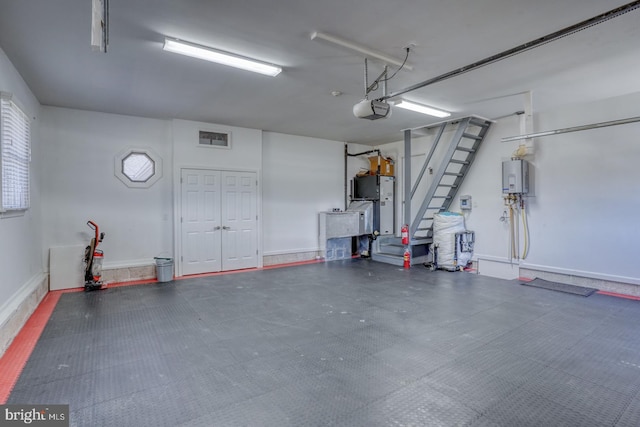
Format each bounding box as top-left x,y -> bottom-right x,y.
521,278 -> 597,297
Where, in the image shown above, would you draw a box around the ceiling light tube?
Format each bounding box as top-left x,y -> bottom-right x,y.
163,38 -> 282,77
310,32 -> 412,71
394,100 -> 451,118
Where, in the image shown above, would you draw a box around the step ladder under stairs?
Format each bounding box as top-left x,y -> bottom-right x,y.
372,116 -> 492,266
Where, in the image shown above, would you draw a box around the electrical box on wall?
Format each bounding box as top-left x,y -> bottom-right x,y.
502,159 -> 529,194
460,195 -> 472,210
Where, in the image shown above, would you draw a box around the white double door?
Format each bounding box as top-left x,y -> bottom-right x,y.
181,169 -> 258,275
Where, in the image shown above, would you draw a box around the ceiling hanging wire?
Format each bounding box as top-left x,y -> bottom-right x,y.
382,47 -> 410,83
363,47 -> 410,100
378,0 -> 640,102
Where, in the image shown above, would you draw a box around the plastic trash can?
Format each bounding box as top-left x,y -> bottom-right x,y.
155,257 -> 173,282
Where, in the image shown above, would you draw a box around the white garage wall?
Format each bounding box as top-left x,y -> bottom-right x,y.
40,107 -> 173,268
262,132 -> 345,257
39,112 -> 351,275
516,92 -> 640,283
0,47 -> 43,283
172,119 -> 262,171
9,36 -> 639,291
0,48 -> 44,352
379,92 -> 640,285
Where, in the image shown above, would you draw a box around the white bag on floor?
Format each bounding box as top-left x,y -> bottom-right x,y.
433,212 -> 466,268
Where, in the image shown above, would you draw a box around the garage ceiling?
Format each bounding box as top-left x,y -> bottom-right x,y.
0,0 -> 639,145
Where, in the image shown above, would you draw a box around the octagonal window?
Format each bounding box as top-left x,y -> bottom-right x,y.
115,148 -> 162,188
123,152 -> 155,182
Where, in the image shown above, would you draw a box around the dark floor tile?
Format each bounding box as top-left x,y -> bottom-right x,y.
423,364 -> 521,412
549,335 -> 640,396
478,386 -> 603,427
9,260 -> 640,427
521,367 -> 633,426
372,340 -> 452,379
616,396 -> 640,427
259,370 -> 370,426
479,319 -> 586,364
349,379 -> 481,427
70,382 -> 211,427
453,347 -> 547,385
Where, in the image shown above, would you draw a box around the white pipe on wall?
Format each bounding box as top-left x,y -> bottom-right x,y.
502,116 -> 640,142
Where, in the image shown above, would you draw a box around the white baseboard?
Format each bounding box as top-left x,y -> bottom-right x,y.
263,248 -> 320,257
0,273 -> 48,357
473,255 -> 640,296
103,258 -> 155,269
263,250 -> 320,266
519,262 -> 640,286
101,264 -> 156,284
473,254 -> 517,265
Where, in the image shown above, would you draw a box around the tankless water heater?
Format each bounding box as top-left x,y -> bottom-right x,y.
502,159 -> 529,194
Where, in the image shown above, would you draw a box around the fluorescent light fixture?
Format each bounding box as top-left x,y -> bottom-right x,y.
310,31 -> 412,71
163,38 -> 282,77
394,100 -> 451,118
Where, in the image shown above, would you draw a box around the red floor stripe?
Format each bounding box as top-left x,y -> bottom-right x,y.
0,292 -> 61,404
596,290 -> 640,301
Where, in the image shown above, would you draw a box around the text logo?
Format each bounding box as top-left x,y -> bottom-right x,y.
0,405 -> 68,427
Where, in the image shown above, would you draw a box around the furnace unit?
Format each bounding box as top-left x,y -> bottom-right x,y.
352,175 -> 395,235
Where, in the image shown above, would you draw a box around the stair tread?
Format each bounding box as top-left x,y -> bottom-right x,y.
462,132 -> 483,140
455,146 -> 476,153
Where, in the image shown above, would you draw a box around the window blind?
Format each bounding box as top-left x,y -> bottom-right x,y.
0,93 -> 31,211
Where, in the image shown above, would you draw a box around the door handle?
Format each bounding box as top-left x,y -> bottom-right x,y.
222,226 -> 231,230
213,226 -> 221,231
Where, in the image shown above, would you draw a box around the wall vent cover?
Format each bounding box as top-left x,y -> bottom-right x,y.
199,130 -> 230,148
